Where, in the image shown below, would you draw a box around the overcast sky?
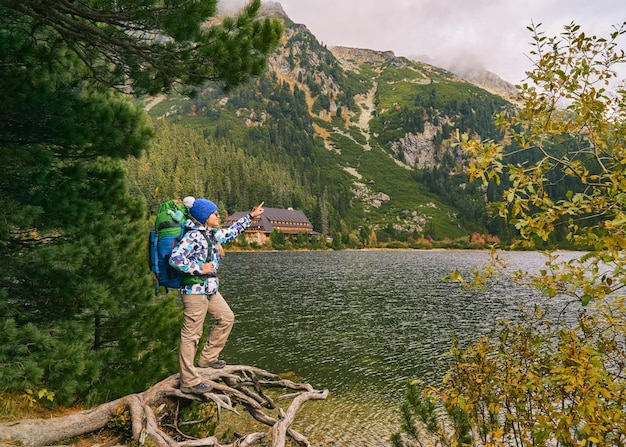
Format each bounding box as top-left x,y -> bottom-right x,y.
219,0 -> 626,84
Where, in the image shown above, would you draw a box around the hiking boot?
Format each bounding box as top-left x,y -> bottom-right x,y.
198,359 -> 226,369
180,381 -> 213,394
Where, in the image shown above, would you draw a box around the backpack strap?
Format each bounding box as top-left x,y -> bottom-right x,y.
158,221 -> 180,231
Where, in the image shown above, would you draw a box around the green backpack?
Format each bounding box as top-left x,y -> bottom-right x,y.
154,199 -> 190,237
148,199 -> 192,294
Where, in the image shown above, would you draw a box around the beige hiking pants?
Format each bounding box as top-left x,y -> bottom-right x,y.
178,292 -> 234,387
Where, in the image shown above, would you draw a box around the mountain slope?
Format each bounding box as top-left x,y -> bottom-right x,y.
131,3 -> 513,241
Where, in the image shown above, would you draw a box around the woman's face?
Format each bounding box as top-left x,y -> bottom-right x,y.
205,210 -> 220,227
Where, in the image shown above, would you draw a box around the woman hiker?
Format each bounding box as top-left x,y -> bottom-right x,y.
169,196 -> 265,394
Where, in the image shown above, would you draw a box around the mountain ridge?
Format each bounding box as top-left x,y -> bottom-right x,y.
131,3 -> 513,243
260,1 -> 518,102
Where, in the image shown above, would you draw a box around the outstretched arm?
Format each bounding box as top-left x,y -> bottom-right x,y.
214,202 -> 265,244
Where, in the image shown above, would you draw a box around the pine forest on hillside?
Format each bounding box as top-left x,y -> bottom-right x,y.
126,10 -> 517,247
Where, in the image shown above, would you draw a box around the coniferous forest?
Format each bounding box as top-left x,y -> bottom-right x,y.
1,0 -> 589,414
126,15 -> 516,248
0,0 -> 283,406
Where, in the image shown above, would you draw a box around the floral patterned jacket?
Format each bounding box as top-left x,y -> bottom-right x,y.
168,213 -> 252,295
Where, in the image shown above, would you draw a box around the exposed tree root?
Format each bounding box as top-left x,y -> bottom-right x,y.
0,365 -> 328,447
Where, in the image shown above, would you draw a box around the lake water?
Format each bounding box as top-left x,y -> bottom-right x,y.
217,250 -> 580,446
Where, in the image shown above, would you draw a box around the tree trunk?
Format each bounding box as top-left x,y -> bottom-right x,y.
0,365 -> 328,447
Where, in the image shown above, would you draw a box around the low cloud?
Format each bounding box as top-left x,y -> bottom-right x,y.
216,0 -> 626,84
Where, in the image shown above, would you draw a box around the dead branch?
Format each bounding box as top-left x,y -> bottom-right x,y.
0,365 -> 328,447
272,389 -> 329,447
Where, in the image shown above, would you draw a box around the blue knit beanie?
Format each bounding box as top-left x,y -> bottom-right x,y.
185,197 -> 218,224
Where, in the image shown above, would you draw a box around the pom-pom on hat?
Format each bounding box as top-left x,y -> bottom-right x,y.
183,196 -> 218,224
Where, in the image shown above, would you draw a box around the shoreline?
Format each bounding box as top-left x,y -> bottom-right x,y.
226,245 -> 588,253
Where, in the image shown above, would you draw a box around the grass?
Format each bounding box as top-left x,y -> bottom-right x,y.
324,118 -> 469,238
0,390 -> 86,422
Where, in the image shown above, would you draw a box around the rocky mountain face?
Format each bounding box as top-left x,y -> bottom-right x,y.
271,23 -> 511,231
144,3 -> 514,238
448,65 -> 519,102
263,16 -> 511,173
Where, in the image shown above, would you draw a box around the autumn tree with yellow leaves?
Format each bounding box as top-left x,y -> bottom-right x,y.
393,21 -> 626,447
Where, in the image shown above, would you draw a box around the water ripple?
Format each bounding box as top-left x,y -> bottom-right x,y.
216,250 -> 580,446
